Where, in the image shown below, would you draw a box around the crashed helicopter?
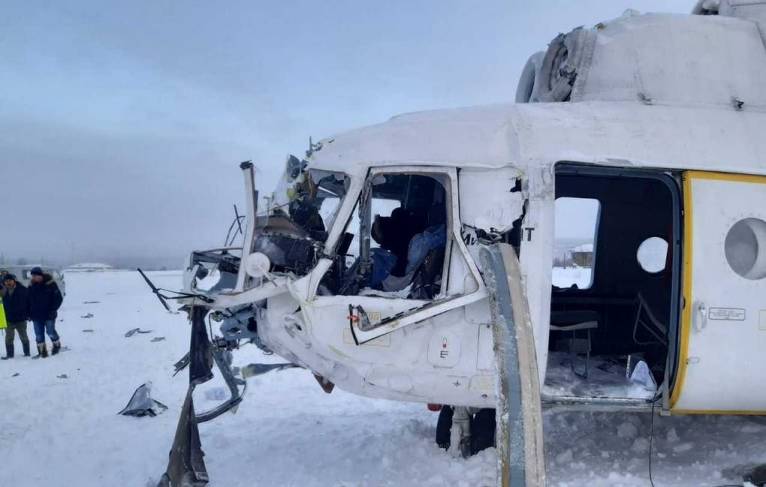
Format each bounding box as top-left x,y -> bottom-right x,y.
155,2 -> 766,486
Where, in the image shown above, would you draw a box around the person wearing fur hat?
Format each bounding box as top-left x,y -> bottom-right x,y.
27,267 -> 63,357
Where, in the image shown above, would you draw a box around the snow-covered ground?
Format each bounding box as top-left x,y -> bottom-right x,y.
552,266 -> 593,289
543,352 -> 657,401
1,271 -> 764,487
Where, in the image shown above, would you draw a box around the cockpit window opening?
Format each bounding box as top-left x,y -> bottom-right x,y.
324,172 -> 451,299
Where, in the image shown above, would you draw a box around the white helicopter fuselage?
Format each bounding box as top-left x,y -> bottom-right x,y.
184,7 -> 766,416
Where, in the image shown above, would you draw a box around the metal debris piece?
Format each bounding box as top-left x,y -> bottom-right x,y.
119,382 -> 168,417
156,390 -> 208,487
172,352 -> 191,376
81,313 -> 94,319
241,362 -> 298,379
151,337 -> 166,342
313,373 -> 335,394
125,328 -> 153,337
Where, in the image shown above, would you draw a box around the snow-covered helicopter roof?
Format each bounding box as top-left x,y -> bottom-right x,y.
309,10 -> 766,178
309,100 -> 766,178
309,104 -> 517,174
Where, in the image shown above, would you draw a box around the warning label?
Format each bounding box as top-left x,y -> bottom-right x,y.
708,307 -> 746,321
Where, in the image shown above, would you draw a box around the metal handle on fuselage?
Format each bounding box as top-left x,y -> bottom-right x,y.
693,300 -> 707,332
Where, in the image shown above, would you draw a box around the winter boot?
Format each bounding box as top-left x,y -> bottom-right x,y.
22,342 -> 30,357
37,343 -> 48,359
1,343 -> 13,360
51,340 -> 61,355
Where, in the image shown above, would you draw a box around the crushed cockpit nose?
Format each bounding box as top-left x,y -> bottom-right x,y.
119,382 -> 168,417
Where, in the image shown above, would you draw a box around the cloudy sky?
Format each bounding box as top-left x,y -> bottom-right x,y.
1,0 -> 690,266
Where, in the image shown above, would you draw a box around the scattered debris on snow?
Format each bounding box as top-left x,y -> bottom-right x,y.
119,382 -> 168,417
125,328 -> 153,337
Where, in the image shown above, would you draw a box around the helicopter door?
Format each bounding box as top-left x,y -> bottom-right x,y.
671,171 -> 766,413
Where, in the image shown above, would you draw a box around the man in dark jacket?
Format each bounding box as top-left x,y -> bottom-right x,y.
1,274 -> 31,359
27,267 -> 63,358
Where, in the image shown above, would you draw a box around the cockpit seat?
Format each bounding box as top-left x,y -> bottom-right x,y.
380,223 -> 447,295
410,246 -> 446,300
405,224 -> 446,275
550,310 -> 600,378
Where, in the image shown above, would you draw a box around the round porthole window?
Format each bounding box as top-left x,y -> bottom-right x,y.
724,218 -> 766,280
637,237 -> 669,273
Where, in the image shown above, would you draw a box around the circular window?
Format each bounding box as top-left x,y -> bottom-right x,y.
637,237 -> 669,273
725,218 -> 766,280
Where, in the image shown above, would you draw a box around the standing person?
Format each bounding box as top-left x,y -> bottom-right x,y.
0,269 -> 8,296
27,267 -> 63,358
1,274 -> 31,359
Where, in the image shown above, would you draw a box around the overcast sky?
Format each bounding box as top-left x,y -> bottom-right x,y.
1,0 -> 690,265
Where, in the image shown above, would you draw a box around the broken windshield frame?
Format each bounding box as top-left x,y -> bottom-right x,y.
266,156 -> 350,244
236,156 -> 352,279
